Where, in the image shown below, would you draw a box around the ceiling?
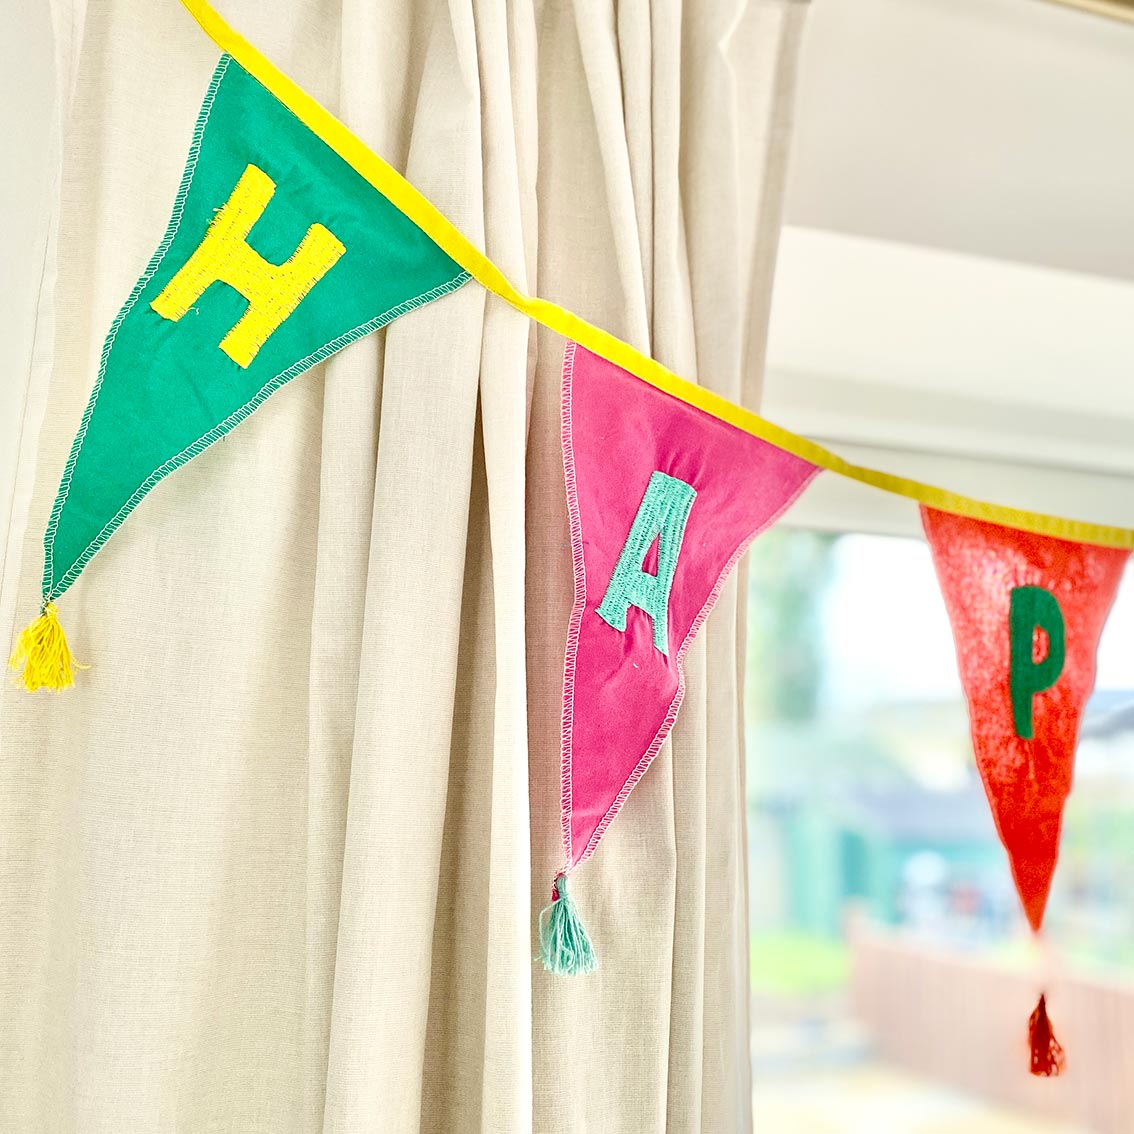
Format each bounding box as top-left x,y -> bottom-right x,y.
765,0 -> 1134,532
783,0 -> 1134,281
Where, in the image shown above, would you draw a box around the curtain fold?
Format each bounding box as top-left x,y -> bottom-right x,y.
0,1 -> 807,1130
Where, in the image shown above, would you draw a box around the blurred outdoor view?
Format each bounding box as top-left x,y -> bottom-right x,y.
746,529 -> 1134,1134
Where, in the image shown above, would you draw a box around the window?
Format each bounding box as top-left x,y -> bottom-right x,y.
747,526 -> 1134,1132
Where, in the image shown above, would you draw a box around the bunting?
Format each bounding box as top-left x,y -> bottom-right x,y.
535,343 -> 818,973
9,54 -> 469,690
8,0 -> 1134,1078
922,506 -> 1129,1074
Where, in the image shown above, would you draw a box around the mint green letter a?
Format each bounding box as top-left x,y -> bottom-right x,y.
596,471 -> 697,656
1009,585 -> 1066,739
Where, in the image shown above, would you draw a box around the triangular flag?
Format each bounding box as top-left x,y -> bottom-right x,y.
10,55 -> 469,690
540,342 -> 818,974
922,504 -> 1129,1074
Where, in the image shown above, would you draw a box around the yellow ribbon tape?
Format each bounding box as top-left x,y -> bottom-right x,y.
178,0 -> 1134,550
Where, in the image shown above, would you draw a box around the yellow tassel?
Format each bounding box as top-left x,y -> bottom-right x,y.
8,602 -> 86,692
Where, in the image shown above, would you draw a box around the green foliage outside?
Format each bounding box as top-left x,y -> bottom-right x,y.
746,528 -> 838,725
745,527 -> 1134,983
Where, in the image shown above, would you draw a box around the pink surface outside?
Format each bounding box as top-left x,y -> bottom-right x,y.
560,343 -> 819,869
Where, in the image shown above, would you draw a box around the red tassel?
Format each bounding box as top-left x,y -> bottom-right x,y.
1028,994 -> 1065,1077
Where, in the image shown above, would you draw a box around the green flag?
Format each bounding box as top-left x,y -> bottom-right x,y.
11,55 -> 469,690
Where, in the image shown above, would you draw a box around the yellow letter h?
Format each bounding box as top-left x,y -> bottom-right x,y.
151,164 -> 345,368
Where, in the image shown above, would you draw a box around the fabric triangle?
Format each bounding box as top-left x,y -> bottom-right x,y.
921,505 -> 1129,932
42,55 -> 469,607
560,342 -> 819,870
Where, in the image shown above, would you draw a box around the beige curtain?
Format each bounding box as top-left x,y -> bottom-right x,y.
0,1 -> 807,1130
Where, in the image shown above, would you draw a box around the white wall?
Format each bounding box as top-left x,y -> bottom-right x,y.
785,0 -> 1134,281
766,0 -> 1134,537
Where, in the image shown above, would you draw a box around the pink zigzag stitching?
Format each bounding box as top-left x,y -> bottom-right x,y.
558,341 -> 820,871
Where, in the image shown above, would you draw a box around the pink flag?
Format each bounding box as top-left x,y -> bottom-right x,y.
540,342 -> 818,974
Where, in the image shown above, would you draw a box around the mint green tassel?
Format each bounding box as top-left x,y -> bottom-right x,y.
538,872 -> 598,975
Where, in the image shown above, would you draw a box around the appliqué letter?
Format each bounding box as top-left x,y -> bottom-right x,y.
1009,585 -> 1066,739
151,163 -> 345,367
596,470 -> 696,656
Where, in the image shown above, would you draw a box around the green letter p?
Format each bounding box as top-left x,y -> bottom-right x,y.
1009,585 -> 1066,739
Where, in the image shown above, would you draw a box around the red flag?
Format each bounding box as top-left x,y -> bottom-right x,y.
921,505 -> 1129,1073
